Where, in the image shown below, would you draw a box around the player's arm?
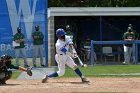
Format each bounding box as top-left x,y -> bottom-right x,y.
32,32 -> 38,39
68,38 -> 77,57
39,32 -> 44,39
10,65 -> 32,76
14,34 -> 20,43
19,34 -> 25,42
69,44 -> 77,57
58,44 -> 68,54
9,64 -> 25,71
135,31 -> 139,40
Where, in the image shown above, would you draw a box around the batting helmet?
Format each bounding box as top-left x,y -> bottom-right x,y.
1,54 -> 12,61
56,28 -> 66,38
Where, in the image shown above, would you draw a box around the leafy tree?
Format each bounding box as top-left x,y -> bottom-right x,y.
48,0 -> 140,7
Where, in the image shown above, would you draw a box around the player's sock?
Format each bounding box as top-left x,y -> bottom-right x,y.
74,68 -> 83,78
48,72 -> 58,78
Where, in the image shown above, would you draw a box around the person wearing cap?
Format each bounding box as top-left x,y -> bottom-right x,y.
32,25 -> 45,67
122,25 -> 137,65
0,54 -> 32,84
42,28 -> 89,83
13,27 -> 29,67
65,25 -> 77,48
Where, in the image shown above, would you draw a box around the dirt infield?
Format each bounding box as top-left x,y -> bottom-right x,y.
1,77 -> 140,93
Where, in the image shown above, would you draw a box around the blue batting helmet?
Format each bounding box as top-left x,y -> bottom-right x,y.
56,28 -> 66,38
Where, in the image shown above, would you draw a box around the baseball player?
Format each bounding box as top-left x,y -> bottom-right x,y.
65,25 -> 77,48
13,27 -> 29,67
42,28 -> 89,83
0,54 -> 32,84
32,25 -> 45,67
122,26 -> 136,65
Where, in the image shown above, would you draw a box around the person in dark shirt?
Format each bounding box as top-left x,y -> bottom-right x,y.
32,25 -> 45,67
122,26 -> 136,65
0,54 -> 32,84
65,25 -> 77,48
128,24 -> 139,40
13,27 -> 28,67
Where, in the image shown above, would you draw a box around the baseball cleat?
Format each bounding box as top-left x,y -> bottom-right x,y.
42,75 -> 48,83
81,78 -> 90,83
122,62 -> 129,65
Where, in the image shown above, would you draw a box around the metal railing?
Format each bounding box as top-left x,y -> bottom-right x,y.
90,40 -> 140,65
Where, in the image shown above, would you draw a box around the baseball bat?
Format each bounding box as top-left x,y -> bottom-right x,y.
76,56 -> 84,66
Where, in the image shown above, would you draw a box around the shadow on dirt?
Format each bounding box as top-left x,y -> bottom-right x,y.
0,84 -> 20,86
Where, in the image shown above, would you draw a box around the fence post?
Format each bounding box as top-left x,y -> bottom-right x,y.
90,40 -> 94,65
135,43 -> 138,64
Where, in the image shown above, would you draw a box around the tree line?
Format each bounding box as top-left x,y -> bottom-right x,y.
49,0 -> 140,7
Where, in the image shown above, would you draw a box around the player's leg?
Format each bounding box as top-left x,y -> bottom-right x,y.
66,57 -> 89,83
49,54 -> 66,77
39,45 -> 44,66
5,71 -> 12,80
94,52 -> 97,62
128,47 -> 133,63
21,48 -> 28,67
0,72 -> 7,84
0,71 -> 12,85
132,44 -> 135,64
42,54 -> 65,83
32,45 -> 38,67
15,49 -> 20,66
123,45 -> 130,64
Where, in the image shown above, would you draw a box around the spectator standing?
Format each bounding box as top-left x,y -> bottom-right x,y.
13,27 -> 29,67
32,25 -> 45,67
122,26 -> 137,65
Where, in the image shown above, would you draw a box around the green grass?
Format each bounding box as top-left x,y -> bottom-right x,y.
11,64 -> 140,79
11,59 -> 27,66
10,59 -> 25,79
62,65 -> 140,77
11,71 -> 22,79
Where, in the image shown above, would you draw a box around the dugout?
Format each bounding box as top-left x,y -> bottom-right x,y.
48,7 -> 140,65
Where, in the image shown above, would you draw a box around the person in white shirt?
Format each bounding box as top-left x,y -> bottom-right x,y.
42,28 -> 89,83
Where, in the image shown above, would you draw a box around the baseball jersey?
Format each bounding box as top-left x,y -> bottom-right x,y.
66,31 -> 76,45
0,60 -> 19,72
133,29 -> 139,39
32,31 -> 44,45
55,36 -> 73,55
123,31 -> 135,47
14,33 -> 25,49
